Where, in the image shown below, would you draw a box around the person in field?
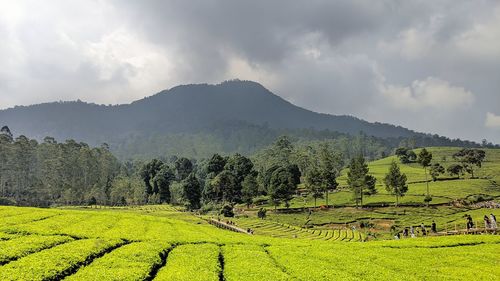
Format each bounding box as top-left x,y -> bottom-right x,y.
410,226 -> 415,238
420,223 -> 427,236
484,215 -> 491,229
466,215 -> 474,230
490,213 -> 497,229
403,227 -> 409,238
431,221 -> 437,233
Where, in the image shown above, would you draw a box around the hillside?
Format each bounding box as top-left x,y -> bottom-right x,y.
0,80 -> 481,159
291,147 -> 500,207
262,147 -> 500,239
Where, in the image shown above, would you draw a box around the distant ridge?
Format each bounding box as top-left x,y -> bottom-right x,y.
0,80 -> 482,158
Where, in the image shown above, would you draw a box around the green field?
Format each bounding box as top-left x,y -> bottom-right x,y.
0,205 -> 498,280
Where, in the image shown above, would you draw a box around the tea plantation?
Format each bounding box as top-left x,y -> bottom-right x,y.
0,205 -> 498,280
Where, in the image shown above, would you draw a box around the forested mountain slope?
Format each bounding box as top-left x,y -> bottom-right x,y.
0,80 -> 483,159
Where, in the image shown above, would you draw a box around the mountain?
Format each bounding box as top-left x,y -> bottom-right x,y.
0,80 -> 480,158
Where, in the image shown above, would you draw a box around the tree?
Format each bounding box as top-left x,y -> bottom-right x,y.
206,153 -> 226,175
88,196 -> 97,206
221,204 -> 234,217
417,148 -> 432,206
260,164 -> 280,195
224,153 -> 254,193
181,173 -> 201,210
269,166 -> 299,209
211,170 -> 237,204
0,126 -> 13,140
383,161 -> 408,207
347,155 -> 377,208
154,165 -> 175,203
139,159 -> 163,196
395,147 -> 416,164
241,173 -> 258,208
175,157 -> 193,181
407,151 -> 417,162
317,144 -> 342,206
429,163 -> 445,181
272,136 -> 294,164
394,147 -> 409,163
447,164 -> 464,179
304,167 -> 323,208
453,148 -> 486,179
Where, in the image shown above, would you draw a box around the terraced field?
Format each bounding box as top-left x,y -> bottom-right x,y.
230,217 -> 364,241
0,205 -> 498,280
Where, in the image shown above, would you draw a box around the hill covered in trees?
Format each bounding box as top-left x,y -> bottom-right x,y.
0,80 -> 487,159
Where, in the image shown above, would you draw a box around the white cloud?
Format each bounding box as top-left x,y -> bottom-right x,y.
454,6 -> 500,60
379,77 -> 474,111
377,15 -> 444,60
485,112 -> 500,128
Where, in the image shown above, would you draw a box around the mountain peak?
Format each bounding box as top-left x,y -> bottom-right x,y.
0,80 -> 446,152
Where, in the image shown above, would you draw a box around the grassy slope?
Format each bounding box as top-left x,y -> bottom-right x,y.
285,147 -> 500,208
250,147 -> 500,239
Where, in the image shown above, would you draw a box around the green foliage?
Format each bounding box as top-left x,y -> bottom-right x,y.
222,244 -> 288,281
417,148 -> 433,168
395,147 -> 417,164
429,163 -> 445,181
221,204 -> 235,217
304,167 -> 323,207
347,155 -> 377,207
453,148 -> 486,178
206,153 -> 226,175
174,157 -> 193,181
0,238 -> 123,280
211,170 -> 237,203
383,161 -> 408,206
268,165 -> 300,208
257,208 -> 267,219
0,235 -> 73,264
155,244 -> 220,281
0,134 -> 120,206
0,205 -> 499,280
447,163 -> 464,178
140,159 -> 176,204
66,241 -> 169,281
241,173 -> 258,207
181,173 -> 201,210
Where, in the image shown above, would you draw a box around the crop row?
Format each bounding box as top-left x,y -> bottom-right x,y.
222,244 -> 288,281
154,243 -> 220,281
0,238 -> 124,280
0,235 -> 73,265
0,211 -> 59,228
0,232 -> 17,241
67,241 -> 169,280
233,218 -> 364,242
266,240 -> 500,280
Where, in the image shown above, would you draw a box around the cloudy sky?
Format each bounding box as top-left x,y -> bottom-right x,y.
0,0 -> 499,143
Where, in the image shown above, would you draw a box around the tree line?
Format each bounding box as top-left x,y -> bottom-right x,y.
0,125 -> 489,213
0,126 -> 120,206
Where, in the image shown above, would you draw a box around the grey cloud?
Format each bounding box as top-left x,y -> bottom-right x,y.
0,0 -> 499,143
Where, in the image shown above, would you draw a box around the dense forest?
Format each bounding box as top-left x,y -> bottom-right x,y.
0,125 -> 345,208
110,120 -> 494,160
0,126 -> 120,206
0,124 -> 493,209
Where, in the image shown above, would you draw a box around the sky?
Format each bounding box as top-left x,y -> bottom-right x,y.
0,0 -> 499,143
